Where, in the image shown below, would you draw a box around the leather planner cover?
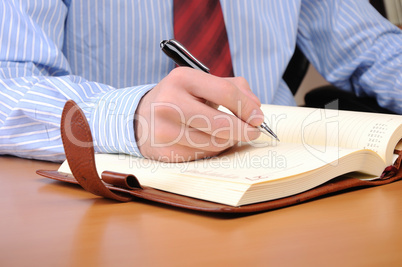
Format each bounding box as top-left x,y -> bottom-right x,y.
37,100 -> 402,213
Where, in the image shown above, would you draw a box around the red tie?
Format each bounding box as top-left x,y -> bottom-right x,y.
173,0 -> 234,77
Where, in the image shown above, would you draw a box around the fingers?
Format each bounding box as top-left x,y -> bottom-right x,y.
172,68 -> 264,127
150,119 -> 235,153
140,104 -> 250,150
135,67 -> 265,162
171,98 -> 261,142
223,76 -> 261,107
136,115 -> 235,162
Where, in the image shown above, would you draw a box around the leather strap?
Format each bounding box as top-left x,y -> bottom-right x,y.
60,100 -> 133,202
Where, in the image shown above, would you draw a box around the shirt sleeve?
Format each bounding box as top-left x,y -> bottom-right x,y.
297,0 -> 402,114
0,1 -> 152,162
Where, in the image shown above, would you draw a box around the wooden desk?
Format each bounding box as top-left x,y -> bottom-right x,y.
1,156 -> 402,266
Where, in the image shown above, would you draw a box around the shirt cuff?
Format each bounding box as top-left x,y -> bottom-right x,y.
81,84 -> 154,157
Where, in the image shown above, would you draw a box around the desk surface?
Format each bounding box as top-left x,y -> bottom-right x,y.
1,156 -> 402,267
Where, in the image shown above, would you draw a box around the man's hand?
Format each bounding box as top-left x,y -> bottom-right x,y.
134,67 -> 264,162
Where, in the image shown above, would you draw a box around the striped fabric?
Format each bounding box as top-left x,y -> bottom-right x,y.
0,0 -> 401,161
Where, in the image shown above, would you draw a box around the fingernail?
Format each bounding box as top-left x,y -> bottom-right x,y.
249,109 -> 264,126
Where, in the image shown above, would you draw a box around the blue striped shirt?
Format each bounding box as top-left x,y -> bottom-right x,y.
1,0 -> 401,161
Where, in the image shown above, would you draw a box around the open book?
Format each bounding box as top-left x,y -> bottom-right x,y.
59,104 -> 402,207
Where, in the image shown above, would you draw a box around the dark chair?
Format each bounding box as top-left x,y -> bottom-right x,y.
282,46 -> 395,114
282,46 -> 310,95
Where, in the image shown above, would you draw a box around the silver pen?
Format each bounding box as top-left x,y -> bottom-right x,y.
160,39 -> 280,141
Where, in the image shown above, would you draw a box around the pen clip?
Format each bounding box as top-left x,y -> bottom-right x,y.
160,39 -> 210,73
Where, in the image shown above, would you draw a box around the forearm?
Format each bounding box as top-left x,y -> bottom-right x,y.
298,0 -> 402,113
0,74 -> 153,161
0,1 -> 155,161
350,32 -> 402,114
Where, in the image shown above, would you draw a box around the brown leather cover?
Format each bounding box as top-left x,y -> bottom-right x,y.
37,100 -> 402,213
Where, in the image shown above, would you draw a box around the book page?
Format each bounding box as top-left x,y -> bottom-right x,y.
58,105 -> 399,206
60,142 -> 381,186
257,105 -> 402,164
59,142 -> 385,205
59,105 -> 401,185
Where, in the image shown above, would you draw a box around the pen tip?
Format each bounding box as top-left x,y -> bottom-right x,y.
258,123 -> 280,141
